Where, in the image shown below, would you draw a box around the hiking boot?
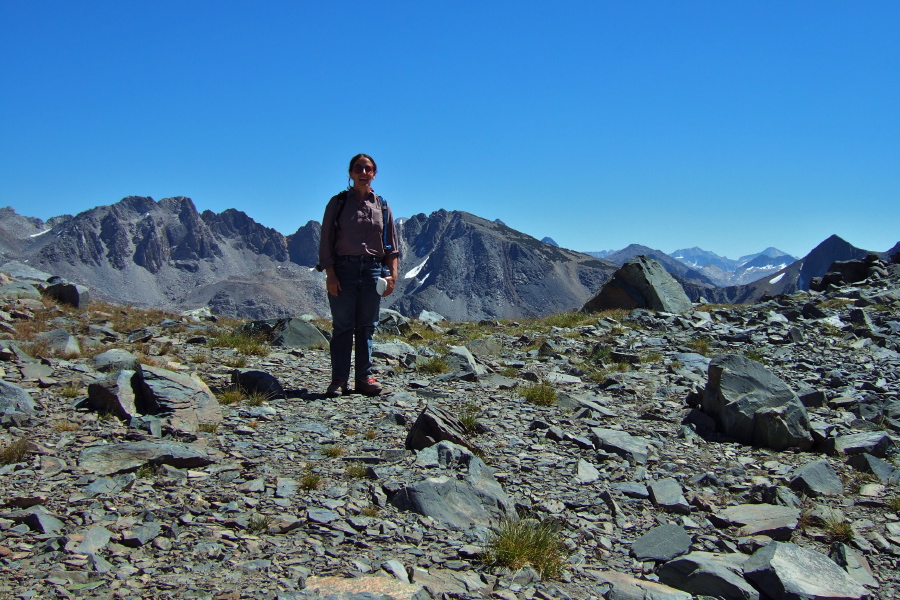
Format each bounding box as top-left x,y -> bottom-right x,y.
325,380 -> 348,398
355,377 -> 383,396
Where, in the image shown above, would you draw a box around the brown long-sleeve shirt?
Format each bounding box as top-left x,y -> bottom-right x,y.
317,189 -> 400,270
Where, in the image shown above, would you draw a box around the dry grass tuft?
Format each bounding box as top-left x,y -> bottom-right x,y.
322,444 -> 345,458
0,437 -> 30,465
207,331 -> 269,356
52,420 -> 81,432
300,467 -> 322,491
345,464 -> 370,479
217,386 -> 245,405
418,356 -> 450,375
519,379 -> 557,406
483,516 -> 568,580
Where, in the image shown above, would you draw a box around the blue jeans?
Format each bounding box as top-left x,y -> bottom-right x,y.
328,255 -> 382,382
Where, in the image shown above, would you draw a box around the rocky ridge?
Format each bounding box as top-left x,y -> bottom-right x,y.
0,201 -> 618,322
0,258 -> 899,599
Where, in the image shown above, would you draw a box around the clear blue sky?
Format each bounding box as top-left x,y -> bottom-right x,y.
2,1 -> 897,260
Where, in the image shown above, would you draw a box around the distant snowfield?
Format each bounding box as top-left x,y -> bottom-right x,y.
769,273 -> 785,284
404,257 -> 429,279
29,228 -> 52,238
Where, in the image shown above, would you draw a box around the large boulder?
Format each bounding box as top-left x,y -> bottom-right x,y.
240,317 -> 328,350
88,365 -> 223,433
583,255 -> 692,314
702,354 -> 812,450
137,365 -> 223,433
43,282 -> 90,308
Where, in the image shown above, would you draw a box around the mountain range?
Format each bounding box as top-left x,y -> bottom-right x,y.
0,198 -> 894,320
584,245 -> 798,287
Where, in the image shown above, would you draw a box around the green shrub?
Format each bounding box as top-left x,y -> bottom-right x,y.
244,389 -> 272,407
824,516 -> 855,543
217,386 -> 244,405
641,352 -> 663,363
541,312 -> 593,329
345,464 -> 370,479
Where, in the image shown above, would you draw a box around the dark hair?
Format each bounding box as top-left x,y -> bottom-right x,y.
348,154 -> 377,175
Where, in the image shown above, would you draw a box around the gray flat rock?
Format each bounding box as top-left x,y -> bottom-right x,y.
631,523 -> 692,562
78,441 -> 213,475
591,427 -> 650,464
658,551 -> 759,600
649,478 -> 691,515
711,504 -> 801,541
790,460 -> 844,497
744,542 -> 870,600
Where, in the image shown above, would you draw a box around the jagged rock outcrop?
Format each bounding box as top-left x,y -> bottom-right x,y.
583,255 -> 693,314
286,220 -> 321,267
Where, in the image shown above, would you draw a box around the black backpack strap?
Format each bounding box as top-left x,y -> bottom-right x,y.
333,190 -> 349,229
380,196 -> 393,251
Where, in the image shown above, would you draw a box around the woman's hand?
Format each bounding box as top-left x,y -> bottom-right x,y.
383,275 -> 396,297
326,269 -> 341,297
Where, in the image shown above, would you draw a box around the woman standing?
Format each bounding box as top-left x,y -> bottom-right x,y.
318,154 -> 399,397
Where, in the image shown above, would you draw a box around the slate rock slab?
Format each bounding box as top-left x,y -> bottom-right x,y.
789,460 -> 844,497
269,318 -> 328,349
846,453 -> 900,484
231,368 -> 285,399
649,478 -> 691,515
0,282 -> 41,300
831,543 -> 880,589
92,349 -> 140,373
405,404 -> 479,454
79,441 -> 213,475
590,570 -> 692,600
75,526 -> 113,555
710,504 -> 800,541
743,542 -> 870,600
87,370 -> 141,420
140,365 -> 224,432
702,354 -> 812,451
0,380 -> 36,415
43,281 -> 90,308
36,328 -> 80,354
657,551 -> 759,600
827,432 -> 895,458
590,427 -> 650,464
631,523 -> 692,562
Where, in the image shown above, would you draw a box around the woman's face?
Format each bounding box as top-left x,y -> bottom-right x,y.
350,157 -> 376,187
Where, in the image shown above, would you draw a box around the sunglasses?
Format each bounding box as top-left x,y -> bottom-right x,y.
352,164 -> 375,174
